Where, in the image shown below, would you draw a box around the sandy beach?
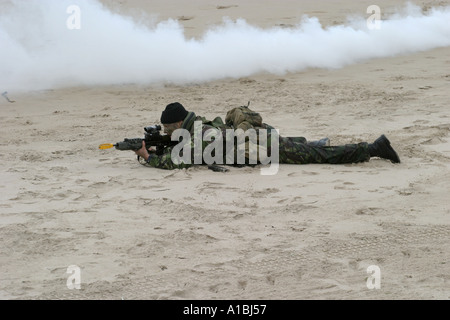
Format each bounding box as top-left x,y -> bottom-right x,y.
1,0 -> 449,300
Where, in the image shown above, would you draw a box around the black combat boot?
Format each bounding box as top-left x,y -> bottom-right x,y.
369,135 -> 401,163
308,137 -> 330,147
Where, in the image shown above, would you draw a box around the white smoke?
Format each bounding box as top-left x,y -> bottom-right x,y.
1,0 -> 450,92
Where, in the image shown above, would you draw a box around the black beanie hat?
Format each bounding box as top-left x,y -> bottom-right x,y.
160,102 -> 189,124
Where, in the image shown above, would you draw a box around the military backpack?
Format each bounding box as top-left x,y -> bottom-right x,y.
225,102 -> 263,131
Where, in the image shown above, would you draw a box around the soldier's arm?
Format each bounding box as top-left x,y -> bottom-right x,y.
144,150 -> 193,170
135,141 -> 193,170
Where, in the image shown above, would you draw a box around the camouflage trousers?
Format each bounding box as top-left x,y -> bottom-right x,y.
278,137 -> 370,164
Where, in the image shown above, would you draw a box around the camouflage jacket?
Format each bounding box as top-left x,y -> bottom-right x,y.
144,112 -> 275,170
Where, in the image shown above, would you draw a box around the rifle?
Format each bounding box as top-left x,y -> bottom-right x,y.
99,125 -> 230,172
99,125 -> 177,155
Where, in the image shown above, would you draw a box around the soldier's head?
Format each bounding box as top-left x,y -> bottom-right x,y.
160,102 -> 188,136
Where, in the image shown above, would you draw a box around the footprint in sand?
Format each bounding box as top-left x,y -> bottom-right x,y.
196,182 -> 226,192
288,171 -> 319,177
354,207 -> 385,216
251,188 -> 280,198
177,16 -> 194,21
217,5 -> 238,10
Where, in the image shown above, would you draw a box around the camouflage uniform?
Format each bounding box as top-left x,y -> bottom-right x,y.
145,112 -> 370,169
278,136 -> 370,164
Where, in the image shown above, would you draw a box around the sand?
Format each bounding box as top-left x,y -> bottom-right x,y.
1,0 -> 449,300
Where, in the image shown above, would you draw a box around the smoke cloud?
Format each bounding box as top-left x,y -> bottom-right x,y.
1,0 -> 450,91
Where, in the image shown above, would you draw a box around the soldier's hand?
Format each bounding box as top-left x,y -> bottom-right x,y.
135,140 -> 150,161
